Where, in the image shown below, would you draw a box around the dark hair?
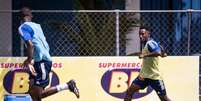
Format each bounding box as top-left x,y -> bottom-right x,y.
140,26 -> 151,32
19,7 -> 32,19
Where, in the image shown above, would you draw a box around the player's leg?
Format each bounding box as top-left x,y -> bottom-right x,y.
124,76 -> 147,101
28,78 -> 43,101
41,86 -> 57,98
124,83 -> 140,101
29,84 -> 43,101
29,81 -> 80,100
28,60 -> 53,101
149,79 -> 171,101
159,95 -> 171,101
29,60 -> 80,100
40,60 -> 79,98
41,80 -> 80,98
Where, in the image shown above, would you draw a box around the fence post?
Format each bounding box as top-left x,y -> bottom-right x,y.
115,9 -> 120,56
20,39 -> 24,56
187,9 -> 192,56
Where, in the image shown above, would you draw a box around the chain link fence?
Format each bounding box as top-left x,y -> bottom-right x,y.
12,11 -> 119,56
7,10 -> 200,56
0,10 -> 201,56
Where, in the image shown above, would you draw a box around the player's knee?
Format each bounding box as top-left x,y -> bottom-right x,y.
125,87 -> 134,96
159,96 -> 171,101
161,99 -> 171,101
164,98 -> 171,101
29,89 -> 42,100
126,85 -> 139,96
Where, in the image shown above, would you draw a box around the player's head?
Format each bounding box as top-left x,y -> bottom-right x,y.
139,26 -> 150,42
19,7 -> 33,21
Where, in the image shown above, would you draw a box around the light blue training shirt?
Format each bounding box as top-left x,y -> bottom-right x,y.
18,22 -> 52,62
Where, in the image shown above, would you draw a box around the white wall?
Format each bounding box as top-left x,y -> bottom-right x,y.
0,0 -> 12,56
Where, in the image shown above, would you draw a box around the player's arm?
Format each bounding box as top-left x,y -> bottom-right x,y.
18,25 -> 36,76
139,41 -> 166,58
142,45 -> 167,58
159,45 -> 167,57
127,52 -> 142,56
141,52 -> 161,58
23,40 -> 36,76
24,40 -> 33,65
18,24 -> 34,64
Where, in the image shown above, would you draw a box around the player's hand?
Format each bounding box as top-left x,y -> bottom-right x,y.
161,52 -> 167,58
23,59 -> 37,76
139,54 -> 144,59
28,64 -> 37,76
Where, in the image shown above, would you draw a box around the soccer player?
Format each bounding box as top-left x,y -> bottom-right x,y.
124,26 -> 171,101
18,7 -> 79,101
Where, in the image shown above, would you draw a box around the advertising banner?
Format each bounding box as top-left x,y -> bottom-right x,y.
0,56 -> 199,101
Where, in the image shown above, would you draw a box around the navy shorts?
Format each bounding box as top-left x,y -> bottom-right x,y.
133,76 -> 167,96
29,60 -> 52,88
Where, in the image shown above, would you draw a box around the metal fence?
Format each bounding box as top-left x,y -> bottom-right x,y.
10,10 -> 201,56
0,10 -> 200,56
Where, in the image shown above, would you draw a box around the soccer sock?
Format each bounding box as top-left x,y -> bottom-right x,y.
56,83 -> 68,92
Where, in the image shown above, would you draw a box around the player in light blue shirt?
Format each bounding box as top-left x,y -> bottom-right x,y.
18,7 -> 79,101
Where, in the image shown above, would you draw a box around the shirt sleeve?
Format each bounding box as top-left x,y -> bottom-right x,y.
147,40 -> 161,53
18,24 -> 34,41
